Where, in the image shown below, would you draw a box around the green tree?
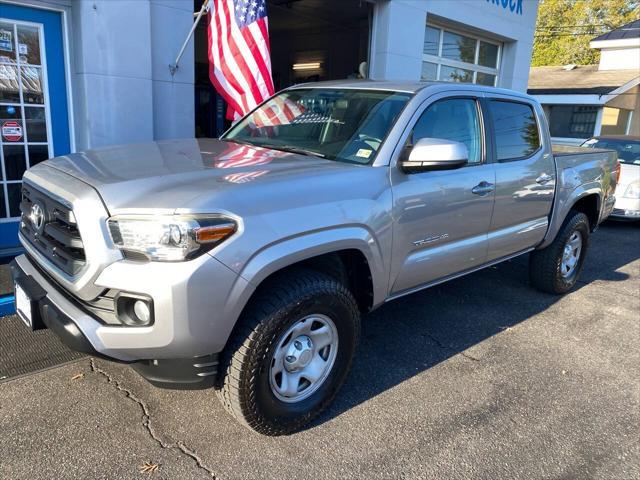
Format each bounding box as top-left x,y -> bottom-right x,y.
532,0 -> 640,66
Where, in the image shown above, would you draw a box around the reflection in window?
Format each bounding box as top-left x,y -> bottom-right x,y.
20,66 -> 44,104
490,101 -> 540,161
476,72 -> 496,86
442,31 -> 476,64
478,42 -> 498,68
423,26 -> 440,56
440,65 -> 473,83
421,62 -> 437,81
17,25 -> 41,65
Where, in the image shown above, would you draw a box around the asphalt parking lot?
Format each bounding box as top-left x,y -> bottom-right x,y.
0,221 -> 638,480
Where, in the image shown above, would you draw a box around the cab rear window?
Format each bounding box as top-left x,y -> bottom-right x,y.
490,100 -> 540,161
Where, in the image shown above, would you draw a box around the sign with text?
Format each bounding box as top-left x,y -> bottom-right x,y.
486,0 -> 523,15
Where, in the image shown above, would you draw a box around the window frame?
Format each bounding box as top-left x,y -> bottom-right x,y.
422,23 -> 502,87
409,95 -> 488,168
485,98 -> 543,163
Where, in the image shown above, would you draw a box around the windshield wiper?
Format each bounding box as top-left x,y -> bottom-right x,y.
269,145 -> 326,158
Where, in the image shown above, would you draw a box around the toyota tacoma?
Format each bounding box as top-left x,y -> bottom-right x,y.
11,81 -> 619,435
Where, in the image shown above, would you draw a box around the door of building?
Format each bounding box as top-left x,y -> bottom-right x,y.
0,4 -> 70,252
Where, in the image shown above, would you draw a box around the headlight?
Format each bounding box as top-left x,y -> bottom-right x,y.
107,215 -> 237,261
624,181 -> 640,199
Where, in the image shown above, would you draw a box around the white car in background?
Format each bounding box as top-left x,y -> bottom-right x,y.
582,136 -> 640,221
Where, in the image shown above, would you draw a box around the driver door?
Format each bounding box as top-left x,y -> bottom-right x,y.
389,94 -> 496,295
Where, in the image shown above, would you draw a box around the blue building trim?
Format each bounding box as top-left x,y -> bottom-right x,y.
0,294 -> 16,317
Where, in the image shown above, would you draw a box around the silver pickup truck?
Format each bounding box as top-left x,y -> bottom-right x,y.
11,81 -> 618,435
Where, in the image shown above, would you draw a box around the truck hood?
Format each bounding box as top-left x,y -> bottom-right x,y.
32,138 -> 366,214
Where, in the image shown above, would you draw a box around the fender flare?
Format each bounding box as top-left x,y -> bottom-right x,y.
538,183 -> 601,249
217,226 -> 387,349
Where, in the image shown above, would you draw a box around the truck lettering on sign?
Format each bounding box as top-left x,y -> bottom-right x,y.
486,0 -> 523,15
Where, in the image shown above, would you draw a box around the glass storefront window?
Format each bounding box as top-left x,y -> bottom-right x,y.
421,23 -> 501,87
442,31 -> 476,64
423,26 -> 440,56
0,20 -> 51,219
421,61 -> 437,81
478,41 -> 498,68
440,65 -> 474,83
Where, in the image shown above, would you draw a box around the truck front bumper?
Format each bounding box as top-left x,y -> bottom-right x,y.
10,253 -> 248,389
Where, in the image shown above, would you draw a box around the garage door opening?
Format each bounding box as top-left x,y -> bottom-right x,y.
194,0 -> 372,137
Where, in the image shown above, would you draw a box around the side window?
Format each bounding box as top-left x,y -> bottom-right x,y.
412,98 -> 483,165
490,100 -> 540,161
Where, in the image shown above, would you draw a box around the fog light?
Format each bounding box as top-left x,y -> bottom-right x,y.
133,300 -> 151,323
115,294 -> 154,326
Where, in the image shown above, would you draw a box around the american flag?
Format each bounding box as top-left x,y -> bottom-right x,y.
207,0 -> 275,122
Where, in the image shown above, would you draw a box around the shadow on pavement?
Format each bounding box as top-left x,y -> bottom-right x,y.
316,221 -> 640,427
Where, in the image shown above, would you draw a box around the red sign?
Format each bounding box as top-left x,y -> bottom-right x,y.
2,121 -> 22,142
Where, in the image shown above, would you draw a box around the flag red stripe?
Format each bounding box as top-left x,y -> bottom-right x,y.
242,19 -> 274,95
210,2 -> 249,115
207,12 -> 244,117
220,0 -> 264,108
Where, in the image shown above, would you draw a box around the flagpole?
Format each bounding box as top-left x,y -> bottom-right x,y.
169,0 -> 210,76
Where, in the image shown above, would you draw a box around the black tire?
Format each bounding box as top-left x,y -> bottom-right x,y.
529,211 -> 590,294
216,269 -> 360,435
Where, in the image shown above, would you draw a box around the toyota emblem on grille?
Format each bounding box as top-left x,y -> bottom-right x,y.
29,202 -> 46,234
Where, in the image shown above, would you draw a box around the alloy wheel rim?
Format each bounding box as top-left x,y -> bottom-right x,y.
561,231 -> 582,278
269,314 -> 339,403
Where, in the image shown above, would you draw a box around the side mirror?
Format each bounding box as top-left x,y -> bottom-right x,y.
400,138 -> 469,174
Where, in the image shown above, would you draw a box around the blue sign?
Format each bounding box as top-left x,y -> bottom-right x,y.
486,0 -> 523,15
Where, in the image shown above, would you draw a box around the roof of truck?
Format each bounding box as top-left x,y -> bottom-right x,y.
286,79 -> 533,99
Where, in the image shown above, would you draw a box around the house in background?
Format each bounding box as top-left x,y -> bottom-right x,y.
528,19 -> 640,145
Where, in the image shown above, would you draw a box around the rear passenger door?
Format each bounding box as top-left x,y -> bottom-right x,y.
485,97 -> 555,261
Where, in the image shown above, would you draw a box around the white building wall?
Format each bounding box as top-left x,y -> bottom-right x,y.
70,0 -> 194,150
370,0 -> 539,92
598,47 -> 640,71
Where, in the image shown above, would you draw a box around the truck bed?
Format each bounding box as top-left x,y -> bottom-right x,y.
552,145 -> 613,156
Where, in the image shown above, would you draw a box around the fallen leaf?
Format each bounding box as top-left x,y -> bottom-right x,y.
71,373 -> 84,380
139,462 -> 159,475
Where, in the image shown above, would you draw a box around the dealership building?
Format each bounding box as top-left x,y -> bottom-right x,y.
0,0 -> 539,251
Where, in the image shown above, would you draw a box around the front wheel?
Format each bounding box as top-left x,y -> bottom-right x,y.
529,211 -> 590,294
216,270 -> 360,435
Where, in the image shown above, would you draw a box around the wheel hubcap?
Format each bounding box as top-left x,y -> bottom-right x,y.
561,232 -> 582,278
269,314 -> 338,403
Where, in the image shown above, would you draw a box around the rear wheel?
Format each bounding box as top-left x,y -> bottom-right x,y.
216,269 -> 360,435
529,211 -> 590,294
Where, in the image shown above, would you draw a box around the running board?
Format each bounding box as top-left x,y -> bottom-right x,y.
386,248 -> 534,303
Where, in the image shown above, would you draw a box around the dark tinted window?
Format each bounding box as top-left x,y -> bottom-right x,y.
490,101 -> 540,161
412,98 -> 482,164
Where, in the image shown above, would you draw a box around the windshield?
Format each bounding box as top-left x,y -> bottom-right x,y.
582,138 -> 640,165
222,88 -> 412,164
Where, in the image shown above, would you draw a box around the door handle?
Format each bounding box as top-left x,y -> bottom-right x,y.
472,181 -> 495,196
536,173 -> 554,185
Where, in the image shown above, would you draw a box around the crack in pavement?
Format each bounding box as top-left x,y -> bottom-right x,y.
89,358 -> 218,479
423,332 -> 481,362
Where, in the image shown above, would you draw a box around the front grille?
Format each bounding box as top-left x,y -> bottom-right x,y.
20,185 -> 86,276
